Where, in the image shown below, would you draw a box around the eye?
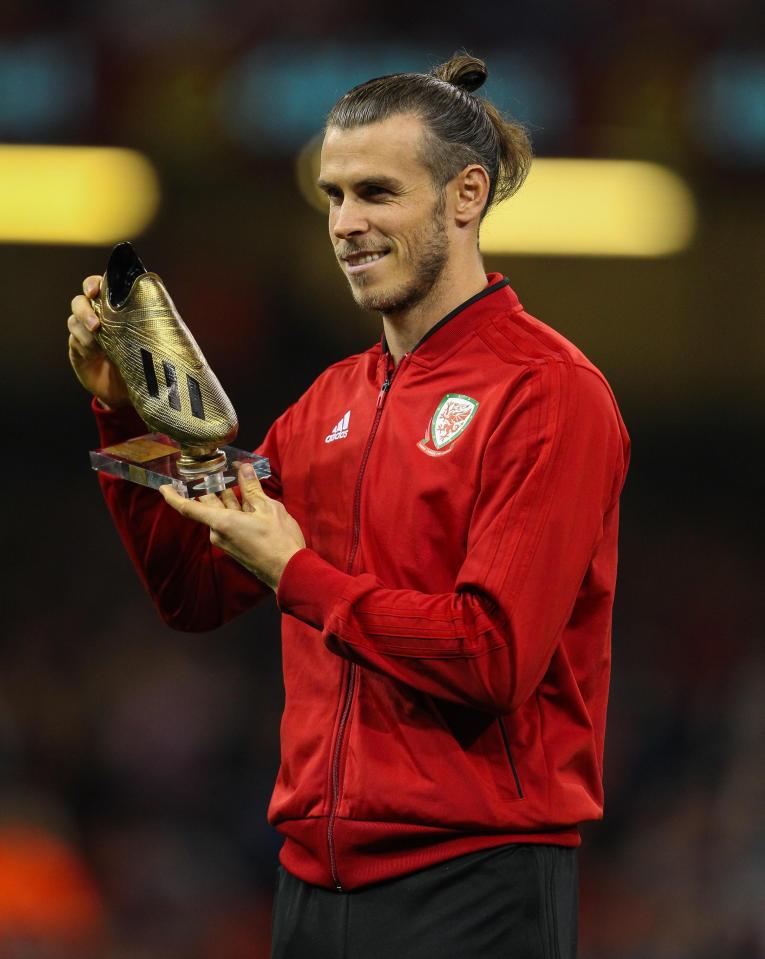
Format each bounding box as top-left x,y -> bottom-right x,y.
325,188 -> 342,205
362,185 -> 388,199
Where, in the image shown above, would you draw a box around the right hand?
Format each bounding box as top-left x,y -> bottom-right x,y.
67,275 -> 131,410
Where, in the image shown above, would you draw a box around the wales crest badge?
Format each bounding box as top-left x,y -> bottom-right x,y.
417,393 -> 479,457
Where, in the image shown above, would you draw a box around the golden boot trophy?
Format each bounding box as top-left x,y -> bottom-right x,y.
89,242 -> 269,496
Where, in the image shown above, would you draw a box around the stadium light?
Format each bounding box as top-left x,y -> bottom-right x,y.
0,146 -> 160,245
481,159 -> 696,257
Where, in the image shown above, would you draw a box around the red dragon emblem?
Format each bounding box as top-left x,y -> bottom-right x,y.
418,393 -> 479,457
434,403 -> 472,446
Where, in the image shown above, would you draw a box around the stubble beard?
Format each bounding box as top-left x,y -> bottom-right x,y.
347,204 -> 449,316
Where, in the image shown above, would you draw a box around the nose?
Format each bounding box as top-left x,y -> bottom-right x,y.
331,198 -> 369,241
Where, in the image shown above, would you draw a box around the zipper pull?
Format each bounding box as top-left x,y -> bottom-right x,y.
376,377 -> 391,409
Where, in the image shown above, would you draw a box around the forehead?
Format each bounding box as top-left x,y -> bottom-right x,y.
320,114 -> 431,184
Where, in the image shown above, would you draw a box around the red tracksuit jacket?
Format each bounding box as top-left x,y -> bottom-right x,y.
94,275 -> 630,891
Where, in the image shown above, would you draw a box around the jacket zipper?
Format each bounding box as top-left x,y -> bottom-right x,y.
497,716 -> 524,798
327,353 -> 399,891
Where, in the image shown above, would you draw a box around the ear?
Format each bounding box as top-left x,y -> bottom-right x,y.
453,164 -> 490,226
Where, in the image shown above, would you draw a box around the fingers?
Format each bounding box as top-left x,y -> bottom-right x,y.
159,484 -> 189,512
161,483 -> 247,522
238,463 -> 266,513
67,317 -> 103,365
159,485 -> 222,527
82,275 -> 102,298
220,488 -> 241,510
199,493 -> 226,510
67,314 -> 100,357
68,273 -> 104,360
71,292 -> 100,332
67,275 -> 101,377
71,274 -> 102,339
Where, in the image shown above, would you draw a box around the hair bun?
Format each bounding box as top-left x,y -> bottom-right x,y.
432,53 -> 488,93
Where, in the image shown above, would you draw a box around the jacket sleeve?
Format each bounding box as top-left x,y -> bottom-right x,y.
93,398 -> 290,631
276,359 -> 630,713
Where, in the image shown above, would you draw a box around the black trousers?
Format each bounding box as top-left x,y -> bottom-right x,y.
271,843 -> 578,959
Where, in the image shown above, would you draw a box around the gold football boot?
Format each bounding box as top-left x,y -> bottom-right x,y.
92,242 -> 238,475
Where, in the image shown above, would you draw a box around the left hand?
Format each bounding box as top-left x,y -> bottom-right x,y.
159,462 -> 306,590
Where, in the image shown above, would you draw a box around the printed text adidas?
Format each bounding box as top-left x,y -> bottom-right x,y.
325,410 -> 351,443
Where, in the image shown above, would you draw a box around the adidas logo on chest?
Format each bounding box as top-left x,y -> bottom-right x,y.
325,410 -> 351,443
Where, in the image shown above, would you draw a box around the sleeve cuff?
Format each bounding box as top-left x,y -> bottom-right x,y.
91,396 -> 147,447
276,548 -> 354,631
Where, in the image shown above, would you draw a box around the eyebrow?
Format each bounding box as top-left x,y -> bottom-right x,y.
317,175 -> 405,193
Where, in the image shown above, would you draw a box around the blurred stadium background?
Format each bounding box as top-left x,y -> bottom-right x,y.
1,1 -> 763,956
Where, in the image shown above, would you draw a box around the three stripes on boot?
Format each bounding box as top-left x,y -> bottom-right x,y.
140,347 -> 205,420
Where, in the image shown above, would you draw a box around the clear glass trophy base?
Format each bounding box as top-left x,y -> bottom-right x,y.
90,433 -> 270,498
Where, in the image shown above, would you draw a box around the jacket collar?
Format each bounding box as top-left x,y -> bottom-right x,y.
380,274 -> 521,368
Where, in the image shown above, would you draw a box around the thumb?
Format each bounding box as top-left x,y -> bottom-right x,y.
238,462 -> 265,512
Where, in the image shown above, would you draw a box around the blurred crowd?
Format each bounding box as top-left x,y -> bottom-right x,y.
1,1 -> 764,956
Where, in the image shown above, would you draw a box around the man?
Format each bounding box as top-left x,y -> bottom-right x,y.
68,54 -> 630,959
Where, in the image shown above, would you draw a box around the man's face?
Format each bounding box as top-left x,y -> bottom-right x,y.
319,114 -> 450,315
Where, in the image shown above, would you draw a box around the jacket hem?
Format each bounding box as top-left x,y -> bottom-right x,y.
276,814 -> 581,890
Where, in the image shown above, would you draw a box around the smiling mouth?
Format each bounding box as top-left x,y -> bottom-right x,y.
342,250 -> 390,275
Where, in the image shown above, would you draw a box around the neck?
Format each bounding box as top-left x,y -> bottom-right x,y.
382,258 -> 488,366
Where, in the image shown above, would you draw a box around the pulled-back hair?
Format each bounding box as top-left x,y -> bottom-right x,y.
326,53 -> 533,218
